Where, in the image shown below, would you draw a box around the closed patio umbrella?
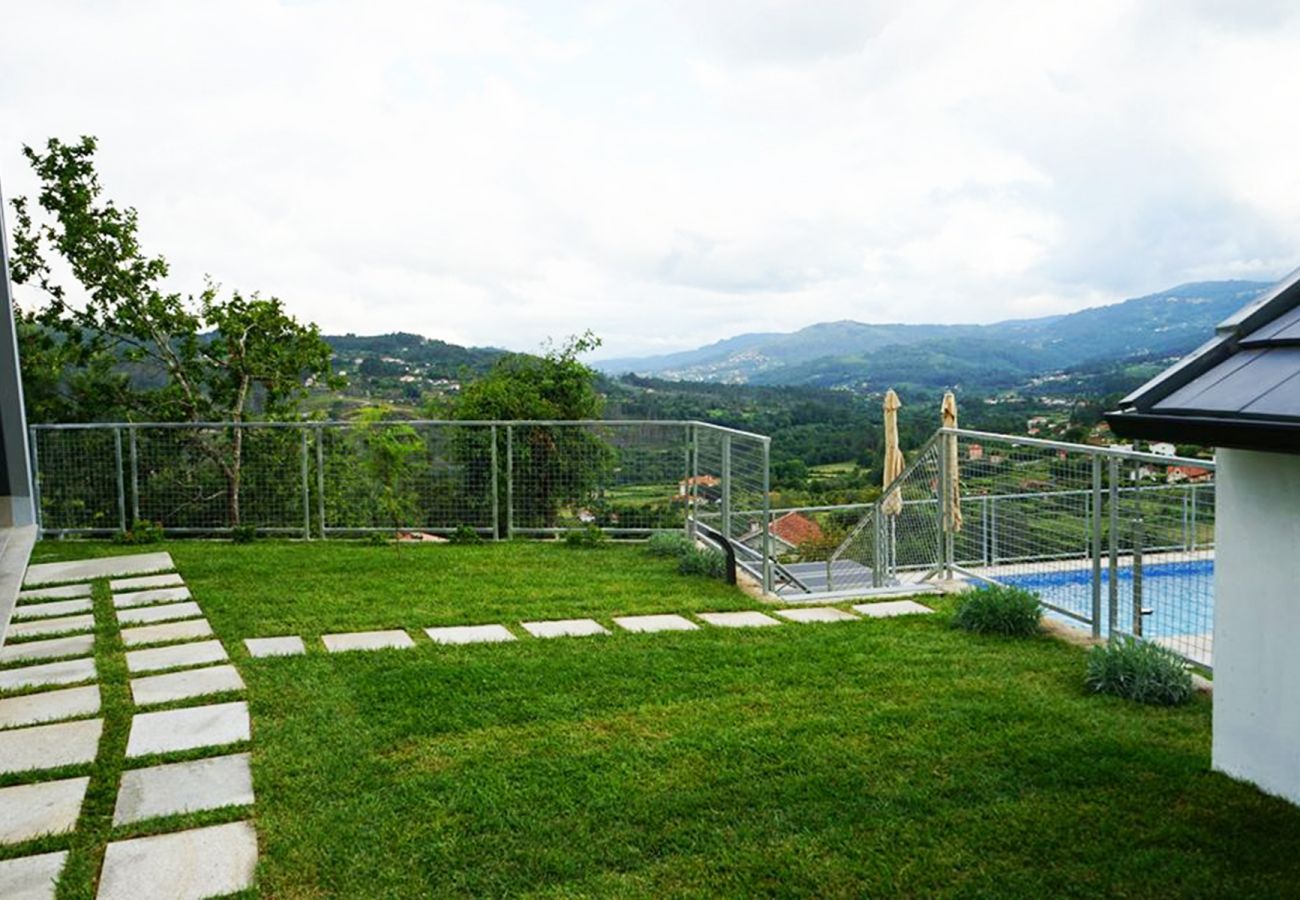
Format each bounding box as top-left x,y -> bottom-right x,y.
941,391 -> 963,533
881,390 -> 904,516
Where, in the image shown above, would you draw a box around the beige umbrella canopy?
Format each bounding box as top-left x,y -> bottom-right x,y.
941,391 -> 963,533
881,390 -> 904,516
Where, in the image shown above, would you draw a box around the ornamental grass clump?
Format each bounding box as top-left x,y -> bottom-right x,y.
952,584 -> 1042,636
645,532 -> 692,558
1085,636 -> 1194,706
677,546 -> 726,579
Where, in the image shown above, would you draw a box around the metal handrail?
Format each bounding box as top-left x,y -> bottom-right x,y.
943,427 -> 1216,470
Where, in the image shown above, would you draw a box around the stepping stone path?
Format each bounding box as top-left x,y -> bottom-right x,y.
614,614 -> 699,633
0,552 -> 261,897
521,618 -> 610,639
697,611 -> 782,628
852,599 -> 934,618
0,849 -> 68,899
425,624 -> 516,645
243,635 -> 306,657
774,606 -> 861,624
322,630 -> 415,652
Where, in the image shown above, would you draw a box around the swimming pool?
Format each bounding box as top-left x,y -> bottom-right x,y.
1001,558 -> 1214,641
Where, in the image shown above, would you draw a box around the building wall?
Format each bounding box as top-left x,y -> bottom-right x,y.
1213,448 -> 1300,804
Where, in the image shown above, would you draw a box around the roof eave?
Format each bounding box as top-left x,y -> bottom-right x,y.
1104,409 -> 1300,455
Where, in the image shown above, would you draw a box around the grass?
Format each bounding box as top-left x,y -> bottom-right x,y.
17,539 -> 1300,896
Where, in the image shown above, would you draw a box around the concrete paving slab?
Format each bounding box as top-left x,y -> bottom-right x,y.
0,658 -> 96,692
109,573 -> 185,592
125,640 -> 228,675
11,599 -> 93,621
97,820 -> 257,900
520,618 -> 611,639
120,619 -> 213,648
112,587 -> 192,609
0,850 -> 67,900
0,777 -> 89,844
774,607 -> 861,624
115,601 -> 204,626
851,600 -> 934,618
130,665 -> 245,707
6,614 -> 96,640
243,636 -> 306,658
424,624 -> 517,645
0,635 -> 95,665
17,584 -> 91,602
0,685 -> 101,730
113,753 -> 254,825
24,553 -> 174,587
125,701 -> 250,758
321,630 -> 415,652
0,718 -> 103,775
696,611 -> 782,628
613,614 -> 700,633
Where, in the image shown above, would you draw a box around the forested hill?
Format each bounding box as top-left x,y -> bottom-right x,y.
324,332 -> 505,380
592,280 -> 1272,389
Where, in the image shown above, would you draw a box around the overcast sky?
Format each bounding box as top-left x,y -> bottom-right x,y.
3,1 -> 1298,359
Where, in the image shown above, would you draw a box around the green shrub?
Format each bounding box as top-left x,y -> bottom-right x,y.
231,524 -> 257,544
1086,636 -> 1194,706
564,524 -> 608,548
678,546 -> 726,579
449,525 -> 483,545
646,532 -> 692,558
114,519 -> 164,545
364,532 -> 390,546
953,584 -> 1042,636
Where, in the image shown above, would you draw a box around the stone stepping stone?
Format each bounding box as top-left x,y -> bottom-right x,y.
126,701 -> 250,758
112,587 -> 192,609
110,573 -> 185,592
697,611 -> 782,628
23,552 -> 174,587
17,584 -> 91,602
97,820 -> 257,900
321,630 -> 415,652
774,607 -> 861,624
0,849 -> 67,899
0,685 -> 100,730
851,600 -> 934,618
120,619 -> 213,648
6,614 -> 96,640
0,635 -> 95,665
424,624 -> 516,645
11,598 -> 93,621
520,618 -> 611,639
126,640 -> 228,675
243,636 -> 306,658
0,658 -> 96,692
131,665 -> 245,707
0,777 -> 89,844
0,718 -> 103,775
613,614 -> 699,634
113,753 -> 254,825
116,602 -> 203,627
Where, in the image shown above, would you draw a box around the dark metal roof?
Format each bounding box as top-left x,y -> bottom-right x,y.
1106,267 -> 1300,453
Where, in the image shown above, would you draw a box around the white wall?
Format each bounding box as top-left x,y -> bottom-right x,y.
1213,448 -> 1300,804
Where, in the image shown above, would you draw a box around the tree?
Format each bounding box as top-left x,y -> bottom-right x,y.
10,136 -> 339,525
453,332 -> 611,529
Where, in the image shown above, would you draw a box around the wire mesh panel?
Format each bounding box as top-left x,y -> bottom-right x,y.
508,421 -> 691,535
132,425 -> 306,532
31,426 -> 123,534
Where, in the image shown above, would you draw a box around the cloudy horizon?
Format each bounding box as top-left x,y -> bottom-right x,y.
3,1 -> 1298,359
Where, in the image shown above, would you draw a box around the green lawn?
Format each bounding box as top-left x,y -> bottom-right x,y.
16,540 -> 1300,897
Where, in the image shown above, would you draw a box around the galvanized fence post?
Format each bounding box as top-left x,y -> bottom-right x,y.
300,428 -> 311,540
1090,454 -> 1103,639
505,425 -> 514,539
28,427 -> 42,535
491,425 -> 500,541
682,424 -> 692,538
114,426 -> 127,533
989,496 -> 998,564
315,425 -> 326,538
762,437 -> 773,594
1107,457 -> 1120,639
720,433 -> 732,538
937,433 -> 950,579
689,424 -> 700,540
1132,516 -> 1145,636
128,426 -> 140,526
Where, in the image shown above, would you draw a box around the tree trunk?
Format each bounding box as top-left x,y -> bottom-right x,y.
227,426 -> 244,527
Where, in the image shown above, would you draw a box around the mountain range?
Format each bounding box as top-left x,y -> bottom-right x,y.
592,280 -> 1272,391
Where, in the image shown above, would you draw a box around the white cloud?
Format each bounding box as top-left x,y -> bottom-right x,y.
2,0 -> 1298,359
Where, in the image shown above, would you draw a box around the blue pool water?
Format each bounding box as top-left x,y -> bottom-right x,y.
1001,559 -> 1214,639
